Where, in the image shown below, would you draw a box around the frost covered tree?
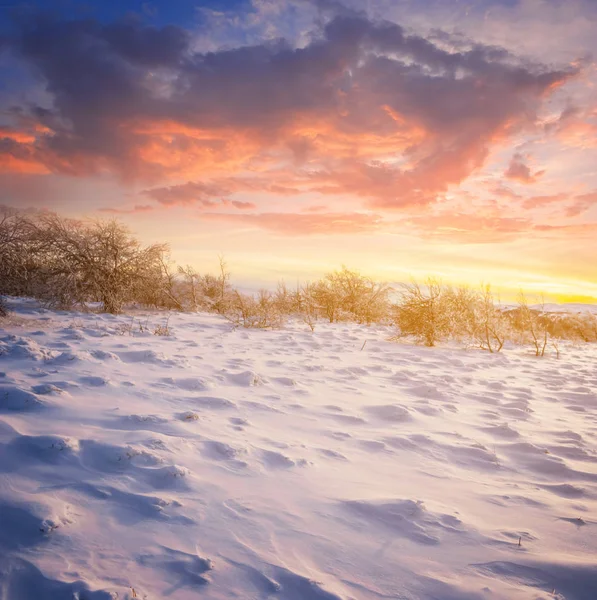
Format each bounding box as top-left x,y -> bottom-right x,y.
33,215 -> 168,313
0,208 -> 39,297
395,278 -> 452,346
513,292 -> 549,357
474,285 -> 507,352
225,289 -> 284,329
311,266 -> 391,324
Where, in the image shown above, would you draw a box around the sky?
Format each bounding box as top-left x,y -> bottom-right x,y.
0,0 -> 596,301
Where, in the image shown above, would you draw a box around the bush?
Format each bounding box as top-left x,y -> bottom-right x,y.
510,293 -> 549,357
395,278 -> 452,346
472,285 -> 508,353
546,312 -> 597,343
34,216 -> 169,313
0,208 -> 38,298
0,210 -> 172,314
225,289 -> 285,329
0,296 -> 8,318
2,207 -> 595,351
395,280 -> 510,350
311,266 -> 391,324
447,284 -> 508,352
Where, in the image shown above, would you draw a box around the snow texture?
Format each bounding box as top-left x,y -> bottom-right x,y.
1,297 -> 597,599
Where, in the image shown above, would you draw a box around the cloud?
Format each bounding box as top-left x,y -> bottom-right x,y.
141,180 -> 272,208
522,193 -> 568,210
520,190 -> 597,217
533,222 -> 597,238
98,204 -> 155,215
504,153 -> 544,184
143,181 -> 228,207
201,211 -> 383,235
0,136 -> 50,174
565,192 -> 597,217
225,200 -> 257,210
405,212 -> 532,243
0,9 -> 577,210
546,106 -> 597,149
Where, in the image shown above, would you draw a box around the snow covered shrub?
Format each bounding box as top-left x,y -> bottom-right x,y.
446,285 -> 508,352
546,312 -> 597,343
472,285 -> 508,352
272,281 -> 294,315
311,266 -> 391,324
510,292 -> 549,357
225,290 -> 285,329
395,278 -> 452,346
395,281 -> 511,351
31,215 -> 169,313
573,313 -> 597,342
190,255 -> 233,314
210,255 -> 234,315
0,208 -> 39,298
441,285 -> 479,341
0,296 -> 8,317
153,317 -> 171,336
177,265 -> 203,311
298,282 -> 318,331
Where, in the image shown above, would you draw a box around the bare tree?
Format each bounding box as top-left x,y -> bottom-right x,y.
443,285 -> 505,351
273,281 -> 294,315
178,265 -> 202,311
515,291 -> 549,357
0,208 -> 39,297
202,254 -> 232,314
32,215 -> 168,313
299,282 -> 318,331
312,278 -> 341,323
477,285 -> 507,352
156,254 -> 184,311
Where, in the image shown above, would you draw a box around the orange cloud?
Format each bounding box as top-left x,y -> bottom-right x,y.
0,154 -> 51,175
0,127 -> 37,144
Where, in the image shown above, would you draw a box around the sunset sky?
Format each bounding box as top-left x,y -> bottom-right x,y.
1,0 -> 596,301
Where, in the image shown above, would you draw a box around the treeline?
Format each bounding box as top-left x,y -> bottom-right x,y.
1,210 -> 596,354
0,210 -> 391,324
395,279 -> 597,355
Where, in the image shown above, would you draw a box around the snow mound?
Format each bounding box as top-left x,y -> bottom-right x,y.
0,385 -> 45,412
0,335 -> 54,361
341,499 -> 465,545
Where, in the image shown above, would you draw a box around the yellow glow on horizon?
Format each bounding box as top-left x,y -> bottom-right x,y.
112,207 -> 597,307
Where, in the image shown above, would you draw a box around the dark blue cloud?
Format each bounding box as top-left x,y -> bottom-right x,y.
0,3 -> 578,208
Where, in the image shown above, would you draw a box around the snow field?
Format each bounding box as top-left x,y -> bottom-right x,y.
1,298 -> 597,599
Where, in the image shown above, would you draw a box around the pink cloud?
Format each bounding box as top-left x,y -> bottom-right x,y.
0,12 -> 577,212
565,192 -> 597,217
98,205 -> 155,215
201,211 -> 383,235
504,153 -> 544,184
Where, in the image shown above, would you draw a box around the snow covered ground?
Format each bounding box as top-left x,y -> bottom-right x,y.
1,297 -> 597,600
